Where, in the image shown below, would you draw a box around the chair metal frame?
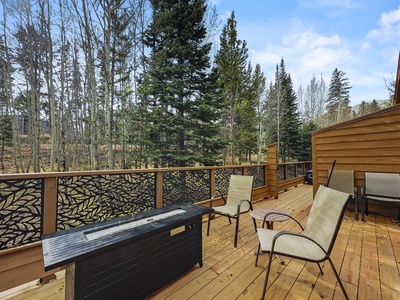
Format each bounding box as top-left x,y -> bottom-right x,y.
255,186 -> 351,300
361,172 -> 400,221
206,175 -> 256,248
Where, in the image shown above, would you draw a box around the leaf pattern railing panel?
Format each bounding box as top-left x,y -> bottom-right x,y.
245,166 -> 265,187
214,168 -> 243,196
162,170 -> 211,206
287,164 -> 295,179
57,173 -> 156,230
0,179 -> 43,250
277,165 -> 285,181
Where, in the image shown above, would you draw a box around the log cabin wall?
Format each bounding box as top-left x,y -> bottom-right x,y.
311,104 -> 400,217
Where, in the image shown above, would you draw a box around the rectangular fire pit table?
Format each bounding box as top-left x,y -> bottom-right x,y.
42,203 -> 210,300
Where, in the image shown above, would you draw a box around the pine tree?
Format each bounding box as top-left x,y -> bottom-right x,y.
264,59 -> 300,162
213,11 -> 250,165
141,0 -> 223,167
326,68 -> 352,124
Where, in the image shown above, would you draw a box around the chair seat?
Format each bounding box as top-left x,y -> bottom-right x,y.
213,203 -> 251,216
257,228 -> 326,262
365,195 -> 400,202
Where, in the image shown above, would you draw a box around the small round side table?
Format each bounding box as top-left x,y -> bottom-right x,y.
250,209 -> 291,229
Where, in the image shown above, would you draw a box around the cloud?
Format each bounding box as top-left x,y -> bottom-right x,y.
367,6 -> 400,43
380,6 -> 400,26
221,10 -> 231,21
361,42 -> 370,51
283,31 -> 341,49
250,28 -> 350,84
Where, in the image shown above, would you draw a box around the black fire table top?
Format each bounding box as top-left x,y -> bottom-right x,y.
42,203 -> 210,272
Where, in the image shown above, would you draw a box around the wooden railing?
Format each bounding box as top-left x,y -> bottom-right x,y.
0,157 -> 310,292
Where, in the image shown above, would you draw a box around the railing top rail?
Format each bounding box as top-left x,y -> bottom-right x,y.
0,164 -> 269,180
276,161 -> 311,166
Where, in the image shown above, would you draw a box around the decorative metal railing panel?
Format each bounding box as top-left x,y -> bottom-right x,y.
214,168 -> 243,196
57,173 -> 156,230
162,170 -> 210,206
287,164 -> 295,178
296,163 -> 305,176
0,179 -> 43,250
278,165 -> 285,181
246,166 -> 265,187
0,163 -> 308,250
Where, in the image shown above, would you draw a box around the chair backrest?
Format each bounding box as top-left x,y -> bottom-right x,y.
328,170 -> 355,196
303,185 -> 351,254
226,175 -> 254,207
365,172 -> 400,198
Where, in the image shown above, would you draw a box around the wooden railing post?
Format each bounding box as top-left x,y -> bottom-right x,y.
42,177 -> 58,235
267,143 -> 279,198
155,172 -> 163,208
210,169 -> 216,198
41,176 -> 58,283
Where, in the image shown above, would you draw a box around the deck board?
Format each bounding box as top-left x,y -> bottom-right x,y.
1,184 -> 400,300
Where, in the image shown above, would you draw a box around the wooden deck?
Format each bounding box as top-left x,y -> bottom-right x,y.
1,184 -> 400,300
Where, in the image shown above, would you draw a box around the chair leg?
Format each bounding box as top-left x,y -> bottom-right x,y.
317,263 -> 324,275
252,218 -> 257,232
255,243 -> 261,266
234,215 -> 240,248
261,249 -> 274,300
361,197 -> 365,221
326,256 -> 349,300
207,211 -> 212,236
354,195 -> 359,221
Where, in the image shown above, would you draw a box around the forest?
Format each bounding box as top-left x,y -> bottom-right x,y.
0,0 -> 393,174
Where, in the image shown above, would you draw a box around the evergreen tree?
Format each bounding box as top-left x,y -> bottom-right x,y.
141,0 -> 223,167
234,62 -> 262,164
297,120 -> 318,161
252,64 -> 266,164
213,11 -> 250,165
264,59 -> 300,162
326,68 -> 352,124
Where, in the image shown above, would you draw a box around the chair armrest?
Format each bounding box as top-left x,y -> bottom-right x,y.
261,212 -> 304,230
208,194 -> 227,210
236,199 -> 253,215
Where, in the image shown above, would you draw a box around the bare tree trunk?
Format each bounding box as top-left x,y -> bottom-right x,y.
73,0 -> 100,170
39,0 -> 57,172
1,0 -> 24,173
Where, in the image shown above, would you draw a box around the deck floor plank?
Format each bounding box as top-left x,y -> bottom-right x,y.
375,216 -> 400,300
1,184 -> 400,300
358,216 -> 381,300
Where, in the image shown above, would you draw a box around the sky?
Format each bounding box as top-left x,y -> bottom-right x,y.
211,0 -> 400,106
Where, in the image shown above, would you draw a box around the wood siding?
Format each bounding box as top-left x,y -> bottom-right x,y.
312,104 -> 400,217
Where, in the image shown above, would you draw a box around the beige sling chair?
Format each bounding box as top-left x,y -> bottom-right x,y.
328,169 -> 359,220
206,175 -> 256,247
255,185 -> 351,300
361,172 -> 400,221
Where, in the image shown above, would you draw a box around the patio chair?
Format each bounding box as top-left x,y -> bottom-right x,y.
327,169 -> 359,220
206,175 -> 256,248
361,172 -> 400,221
255,185 -> 351,300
